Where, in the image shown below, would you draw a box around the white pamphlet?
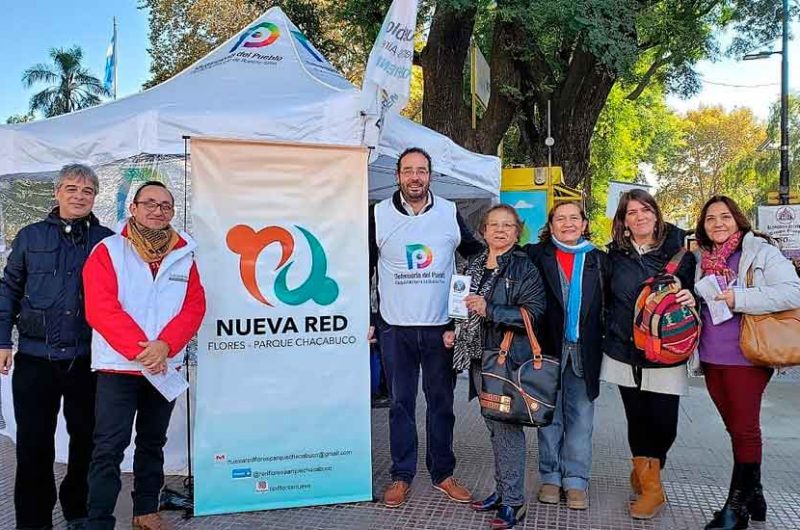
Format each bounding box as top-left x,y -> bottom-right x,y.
143,365 -> 189,402
694,274 -> 733,325
448,274 -> 472,320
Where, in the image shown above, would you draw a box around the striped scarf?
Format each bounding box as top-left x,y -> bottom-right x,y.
453,251 -> 500,371
550,236 -> 594,342
127,218 -> 179,263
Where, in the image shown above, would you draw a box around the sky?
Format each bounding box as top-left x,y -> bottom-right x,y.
666,21 -> 800,122
0,2 -> 797,124
0,1 -> 151,121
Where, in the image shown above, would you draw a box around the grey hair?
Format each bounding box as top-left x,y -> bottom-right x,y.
56,164 -> 99,194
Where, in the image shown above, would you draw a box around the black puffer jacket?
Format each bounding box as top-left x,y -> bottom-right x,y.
602,224 -> 696,369
468,247 -> 547,399
524,241 -> 609,401
0,209 -> 113,360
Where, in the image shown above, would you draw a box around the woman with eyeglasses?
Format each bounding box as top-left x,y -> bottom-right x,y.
600,189 -> 696,520
453,204 -> 545,529
693,195 -> 800,529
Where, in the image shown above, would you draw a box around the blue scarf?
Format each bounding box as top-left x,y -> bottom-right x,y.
551,236 -> 594,342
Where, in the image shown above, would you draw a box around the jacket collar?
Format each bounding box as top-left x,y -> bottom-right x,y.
392,190 -> 435,216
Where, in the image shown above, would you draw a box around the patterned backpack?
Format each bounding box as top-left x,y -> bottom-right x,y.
633,249 -> 701,365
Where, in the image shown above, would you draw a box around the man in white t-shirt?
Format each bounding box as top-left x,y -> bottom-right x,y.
368,147 -> 483,508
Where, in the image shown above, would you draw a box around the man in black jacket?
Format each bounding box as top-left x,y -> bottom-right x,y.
0,164 -> 113,530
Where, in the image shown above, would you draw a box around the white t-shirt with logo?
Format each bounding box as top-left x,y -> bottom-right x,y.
375,196 -> 461,326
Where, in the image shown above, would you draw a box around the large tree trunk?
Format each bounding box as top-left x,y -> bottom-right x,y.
419,3 -> 476,146
420,5 -> 617,188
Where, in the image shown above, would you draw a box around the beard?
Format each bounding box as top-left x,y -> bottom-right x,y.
399,180 -> 430,202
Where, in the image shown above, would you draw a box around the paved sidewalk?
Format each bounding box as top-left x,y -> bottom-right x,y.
2,371 -> 799,530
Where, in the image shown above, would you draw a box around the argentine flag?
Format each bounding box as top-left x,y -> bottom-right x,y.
103,23 -> 117,96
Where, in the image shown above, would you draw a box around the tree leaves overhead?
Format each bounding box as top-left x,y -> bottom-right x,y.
140,0 -> 792,189
21,46 -> 109,118
656,105 -> 769,221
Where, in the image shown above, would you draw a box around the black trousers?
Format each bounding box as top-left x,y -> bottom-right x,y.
12,353 -> 96,528
86,373 -> 175,530
619,385 -> 680,467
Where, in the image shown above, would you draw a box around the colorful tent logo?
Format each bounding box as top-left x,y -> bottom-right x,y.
226,224 -> 339,306
230,22 -> 281,52
406,244 -> 433,270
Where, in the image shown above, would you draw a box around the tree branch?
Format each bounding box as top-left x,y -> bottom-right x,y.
625,54 -> 671,100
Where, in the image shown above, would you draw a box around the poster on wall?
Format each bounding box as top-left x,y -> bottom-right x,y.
757,205 -> 800,260
191,137 -> 372,516
500,190 -> 548,244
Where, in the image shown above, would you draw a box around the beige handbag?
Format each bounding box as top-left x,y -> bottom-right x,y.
740,267 -> 800,367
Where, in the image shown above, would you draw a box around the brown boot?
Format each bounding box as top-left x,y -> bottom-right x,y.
630,457 -> 647,500
629,458 -> 666,520
132,512 -> 173,530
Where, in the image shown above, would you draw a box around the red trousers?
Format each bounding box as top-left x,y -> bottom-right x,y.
703,363 -> 773,463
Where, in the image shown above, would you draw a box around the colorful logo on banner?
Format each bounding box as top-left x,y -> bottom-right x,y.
230,22 -> 280,52
405,244 -> 433,269
226,224 -> 339,307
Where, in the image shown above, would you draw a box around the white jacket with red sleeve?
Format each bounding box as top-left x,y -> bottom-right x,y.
83,225 -> 206,373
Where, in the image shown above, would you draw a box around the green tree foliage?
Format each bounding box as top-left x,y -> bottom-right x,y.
587,79 -> 682,243
764,93 -> 800,191
142,0 -> 793,190
656,106 -> 768,223
5,113 -> 35,124
21,46 -> 109,118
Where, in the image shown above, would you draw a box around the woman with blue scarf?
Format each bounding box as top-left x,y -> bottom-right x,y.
524,202 -> 608,510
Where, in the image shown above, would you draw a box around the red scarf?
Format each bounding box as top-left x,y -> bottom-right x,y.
700,230 -> 743,282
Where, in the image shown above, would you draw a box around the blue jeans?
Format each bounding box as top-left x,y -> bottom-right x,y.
537,361 -> 595,491
380,324 -> 456,484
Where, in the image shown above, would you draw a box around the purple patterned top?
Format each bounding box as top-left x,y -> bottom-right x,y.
698,251 -> 751,366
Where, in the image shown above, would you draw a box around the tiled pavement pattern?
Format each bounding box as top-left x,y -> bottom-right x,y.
1,370 -> 799,530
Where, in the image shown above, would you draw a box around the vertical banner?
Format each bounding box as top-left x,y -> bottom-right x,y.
191,138 -> 372,516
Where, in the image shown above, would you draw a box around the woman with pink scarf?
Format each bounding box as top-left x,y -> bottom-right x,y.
693,195 -> 800,530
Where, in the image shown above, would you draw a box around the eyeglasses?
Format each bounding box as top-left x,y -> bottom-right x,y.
135,200 -> 174,213
399,168 -> 430,177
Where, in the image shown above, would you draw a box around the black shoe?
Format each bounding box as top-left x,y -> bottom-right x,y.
705,464 -> 749,530
471,492 -> 502,512
746,465 -> 767,522
489,504 -> 527,530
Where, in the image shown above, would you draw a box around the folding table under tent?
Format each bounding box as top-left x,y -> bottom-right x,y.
0,6 -> 500,473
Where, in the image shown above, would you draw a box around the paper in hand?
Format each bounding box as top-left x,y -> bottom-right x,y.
448,274 -> 472,320
143,365 -> 189,402
694,274 -> 733,325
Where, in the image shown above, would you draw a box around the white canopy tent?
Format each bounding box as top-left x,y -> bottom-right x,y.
0,7 -> 499,200
0,7 -> 499,472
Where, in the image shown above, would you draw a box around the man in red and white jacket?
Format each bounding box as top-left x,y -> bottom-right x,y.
83,181 -> 205,530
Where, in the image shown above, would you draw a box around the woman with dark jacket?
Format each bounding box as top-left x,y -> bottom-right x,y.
524,201 -> 608,511
600,189 -> 697,520
693,196 -> 800,530
452,204 -> 546,530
